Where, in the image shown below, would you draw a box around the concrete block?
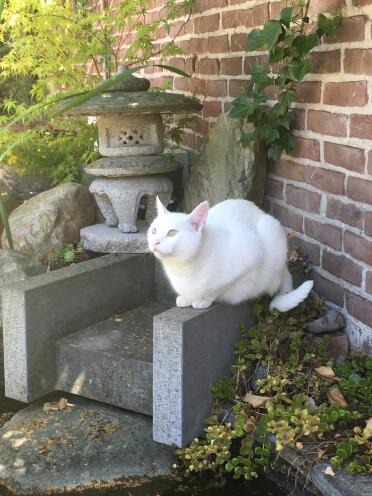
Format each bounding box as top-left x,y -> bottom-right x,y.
56,300 -> 171,415
153,302 -> 254,447
2,254 -> 154,403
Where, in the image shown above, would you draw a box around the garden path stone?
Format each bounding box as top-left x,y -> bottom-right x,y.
183,112 -> 267,211
305,309 -> 346,334
0,393 -> 177,495
2,183 -> 96,254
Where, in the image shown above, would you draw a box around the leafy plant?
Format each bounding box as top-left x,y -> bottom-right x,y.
229,5 -> 342,160
178,299 -> 372,478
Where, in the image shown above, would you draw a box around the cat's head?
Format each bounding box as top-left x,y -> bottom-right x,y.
147,197 -> 209,261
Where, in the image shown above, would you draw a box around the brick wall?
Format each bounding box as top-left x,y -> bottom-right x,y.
144,0 -> 372,353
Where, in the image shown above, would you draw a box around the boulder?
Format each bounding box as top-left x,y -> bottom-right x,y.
183,113 -> 267,211
305,309 -> 346,334
0,165 -> 52,244
0,393 -> 177,495
2,183 -> 96,254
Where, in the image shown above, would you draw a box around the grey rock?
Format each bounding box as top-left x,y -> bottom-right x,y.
306,333 -> 349,364
85,154 -> 181,177
0,164 -> 51,203
306,309 -> 346,334
81,222 -> 149,253
183,113 -> 267,211
0,393 -> 177,495
2,183 -> 96,254
104,71 -> 151,93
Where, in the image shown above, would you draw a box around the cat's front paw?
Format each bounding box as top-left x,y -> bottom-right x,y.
176,296 -> 192,308
192,299 -> 213,309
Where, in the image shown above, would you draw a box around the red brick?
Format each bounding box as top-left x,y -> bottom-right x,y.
326,198 -> 365,229
350,115 -> 372,139
193,0 -> 208,14
190,77 -> 206,94
309,0 -> 345,15
305,166 -> 345,195
345,291 -> 372,328
206,0 -> 227,7
206,79 -> 227,98
270,159 -> 305,181
366,272 -> 372,295
310,50 -> 341,74
313,271 -> 345,306
289,237 -> 321,266
305,218 -> 342,250
202,100 -> 222,118
231,33 -> 247,52
174,77 -> 190,92
222,4 -> 268,29
324,81 -> 368,107
347,177 -> 372,206
220,57 -> 242,76
189,117 -> 209,135
324,143 -> 365,173
325,16 -> 365,43
272,204 -> 304,233
368,151 -> 372,174
344,49 -> 372,75
228,79 -> 246,97
207,35 -> 229,54
295,82 -> 321,104
322,251 -> 363,286
293,109 -> 306,131
286,185 -> 321,213
265,178 -> 284,200
244,55 -> 269,74
307,111 -> 347,137
365,212 -> 372,236
198,58 -> 219,75
344,231 -> 372,265
189,37 -> 208,54
194,14 -> 220,34
289,137 -> 320,162
270,0 -> 287,18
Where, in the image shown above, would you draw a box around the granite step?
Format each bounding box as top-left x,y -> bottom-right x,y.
55,299 -> 172,416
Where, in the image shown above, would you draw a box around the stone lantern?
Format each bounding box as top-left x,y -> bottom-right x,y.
65,71 -> 202,253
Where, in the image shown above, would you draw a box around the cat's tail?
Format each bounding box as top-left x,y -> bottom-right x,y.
269,280 -> 314,313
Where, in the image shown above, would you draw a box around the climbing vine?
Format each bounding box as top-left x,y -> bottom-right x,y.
178,299 -> 372,479
230,5 -> 342,160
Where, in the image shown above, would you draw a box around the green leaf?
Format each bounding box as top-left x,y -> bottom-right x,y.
269,46 -> 285,64
268,145 -> 282,161
247,29 -> 265,51
0,0 -> 5,21
251,66 -> 271,88
225,462 -> 234,472
317,12 -> 342,37
155,64 -> 191,78
292,58 -> 313,80
263,20 -> 283,50
280,7 -> 293,28
293,34 -> 319,56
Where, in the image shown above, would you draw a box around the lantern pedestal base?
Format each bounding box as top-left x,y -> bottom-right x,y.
81,222 -> 149,253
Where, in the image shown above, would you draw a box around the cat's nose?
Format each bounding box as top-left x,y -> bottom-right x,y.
152,241 -> 160,250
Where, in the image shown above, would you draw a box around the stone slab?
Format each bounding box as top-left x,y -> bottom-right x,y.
0,393 -> 177,495
153,302 -> 254,447
81,222 -> 150,253
85,154 -> 182,177
56,300 -> 171,415
2,254 -> 154,403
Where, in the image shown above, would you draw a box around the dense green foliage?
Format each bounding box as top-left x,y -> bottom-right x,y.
230,6 -> 342,160
0,0 -> 192,183
178,300 -> 372,479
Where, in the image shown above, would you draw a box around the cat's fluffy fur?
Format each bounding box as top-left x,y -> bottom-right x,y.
147,198 -> 313,312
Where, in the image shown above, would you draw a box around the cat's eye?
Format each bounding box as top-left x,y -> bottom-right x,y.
167,229 -> 178,237
152,227 -> 157,234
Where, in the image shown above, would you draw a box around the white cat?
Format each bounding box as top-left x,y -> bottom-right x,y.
147,197 -> 313,312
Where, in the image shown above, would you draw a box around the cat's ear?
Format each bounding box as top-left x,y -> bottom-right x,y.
188,201 -> 209,232
156,196 -> 169,216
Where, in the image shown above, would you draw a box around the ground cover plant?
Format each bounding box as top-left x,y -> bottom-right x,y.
229,4 -> 341,160
178,299 -> 372,479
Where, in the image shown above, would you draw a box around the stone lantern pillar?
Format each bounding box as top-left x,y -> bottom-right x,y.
65,72 -> 202,253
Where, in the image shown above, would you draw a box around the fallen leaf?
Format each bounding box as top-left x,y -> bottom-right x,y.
317,448 -> 326,459
43,398 -> 72,413
296,442 -> 304,450
327,387 -> 348,407
364,418 -> 372,438
242,393 -> 270,408
323,466 -> 335,477
314,366 -> 339,381
288,249 -> 300,262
